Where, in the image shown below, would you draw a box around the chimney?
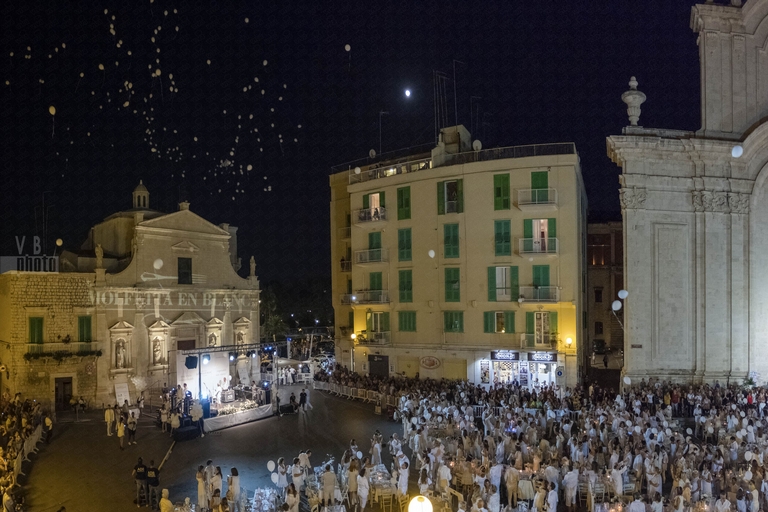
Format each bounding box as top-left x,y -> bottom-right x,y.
179,201 -> 190,211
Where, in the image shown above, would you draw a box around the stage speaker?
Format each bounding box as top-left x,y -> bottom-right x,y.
185,356 -> 198,369
201,399 -> 211,419
173,425 -> 199,442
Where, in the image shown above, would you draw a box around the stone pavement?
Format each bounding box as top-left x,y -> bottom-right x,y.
23,385 -> 400,511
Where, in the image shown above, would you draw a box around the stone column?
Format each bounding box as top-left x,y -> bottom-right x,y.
222,299 -> 233,346
133,301 -> 148,375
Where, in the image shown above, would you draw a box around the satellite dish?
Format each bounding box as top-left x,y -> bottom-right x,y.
354,167 -> 361,175
369,149 -> 376,158
472,140 -> 482,151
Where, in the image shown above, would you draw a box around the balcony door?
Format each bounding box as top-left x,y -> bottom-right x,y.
368,232 -> 381,261
532,265 -> 550,287
534,312 -> 550,345
531,171 -> 549,203
533,219 -> 548,252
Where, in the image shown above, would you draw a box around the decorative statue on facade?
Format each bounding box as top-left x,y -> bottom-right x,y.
116,341 -> 126,369
249,256 -> 256,277
152,338 -> 162,365
208,333 -> 217,347
95,244 -> 104,269
236,332 -> 245,351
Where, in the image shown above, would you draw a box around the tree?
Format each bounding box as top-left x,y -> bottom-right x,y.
260,288 -> 288,340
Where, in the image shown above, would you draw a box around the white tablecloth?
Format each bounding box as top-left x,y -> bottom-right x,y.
203,404 -> 273,432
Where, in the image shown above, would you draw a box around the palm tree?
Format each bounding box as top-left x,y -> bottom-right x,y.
260,289 -> 287,341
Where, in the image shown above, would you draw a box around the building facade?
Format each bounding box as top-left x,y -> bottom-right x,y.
0,183 -> 260,410
586,222 -> 624,356
331,125 -> 587,388
607,1 -> 768,384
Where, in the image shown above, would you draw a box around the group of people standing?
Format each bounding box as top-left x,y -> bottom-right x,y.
195,459 -> 240,512
104,400 -> 141,449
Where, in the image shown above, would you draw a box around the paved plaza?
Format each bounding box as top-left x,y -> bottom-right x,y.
22,385 -> 399,512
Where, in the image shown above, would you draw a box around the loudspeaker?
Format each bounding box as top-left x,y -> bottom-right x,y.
173,425 -> 199,442
185,356 -> 198,369
201,399 -> 211,419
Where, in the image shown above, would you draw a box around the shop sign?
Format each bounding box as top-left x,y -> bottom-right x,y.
491,350 -> 519,361
420,356 -> 441,369
528,352 -> 557,362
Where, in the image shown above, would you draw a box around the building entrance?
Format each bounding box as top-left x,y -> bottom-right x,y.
54,377 -> 73,411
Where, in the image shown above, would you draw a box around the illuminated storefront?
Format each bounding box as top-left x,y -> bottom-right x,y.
487,350 -> 560,388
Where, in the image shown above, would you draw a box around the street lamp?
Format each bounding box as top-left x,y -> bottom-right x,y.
409,496 -> 433,512
565,337 -> 573,347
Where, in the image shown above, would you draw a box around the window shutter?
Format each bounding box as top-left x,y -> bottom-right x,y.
456,179 -> 464,213
366,311 -> 373,332
531,171 -> 548,189
549,312 -> 558,333
369,231 -> 381,250
380,191 -> 385,208
494,174 -> 510,211
548,218 -> 557,238
370,272 -> 382,290
403,187 -> 410,218
363,194 -> 369,210
483,312 -> 494,333
526,312 -> 534,334
487,267 -> 496,302
510,266 -> 519,298
458,312 -> 464,332
524,219 -> 533,238
437,182 -> 445,215
348,311 -> 354,329
504,311 -> 515,334
382,312 -> 390,332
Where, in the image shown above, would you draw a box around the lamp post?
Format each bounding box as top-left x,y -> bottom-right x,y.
409,495 -> 433,512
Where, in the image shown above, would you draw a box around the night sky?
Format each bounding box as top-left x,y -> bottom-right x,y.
0,1 -> 702,285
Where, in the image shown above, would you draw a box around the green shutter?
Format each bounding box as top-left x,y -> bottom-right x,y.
483,312 -> 494,333
368,231 -> 381,250
548,218 -> 557,238
348,311 -> 354,329
347,279 -> 352,294
370,272 -> 382,290
366,311 -> 373,332
533,265 -> 550,287
487,267 -> 496,302
549,312 -> 558,333
531,171 -> 548,189
456,179 -> 464,213
494,174 -> 510,210
445,268 -> 460,302
399,311 -> 416,332
437,182 -> 445,215
524,219 -> 533,238
382,312 -> 390,332
398,229 -> 412,261
363,194 -> 370,210
504,311 -> 515,334
510,266 -> 519,299
444,224 -> 459,258
78,316 -> 92,342
399,270 -> 412,303
526,312 -> 535,334
494,220 -> 511,256
458,312 -> 464,332
380,191 -> 385,208
397,187 -> 411,220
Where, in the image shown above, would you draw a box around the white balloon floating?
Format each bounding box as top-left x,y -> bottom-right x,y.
618,289 -> 629,300
507,413 -> 512,420
732,145 -> 744,158
271,473 -> 279,484
746,451 -> 753,461
623,376 -> 631,385
428,250 -> 436,259
745,470 -> 753,480
686,428 -> 693,435
460,391 -> 465,398
634,426 -> 641,434
153,258 -> 163,270
267,460 -> 275,472
411,417 -> 418,425
345,44 -> 351,52
707,426 -> 714,434
356,451 -> 363,459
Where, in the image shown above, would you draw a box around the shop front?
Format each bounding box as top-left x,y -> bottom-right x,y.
526,351 -> 559,388
487,350 -> 561,388
490,350 -> 521,385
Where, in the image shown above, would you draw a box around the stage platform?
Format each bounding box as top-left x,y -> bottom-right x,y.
204,399 -> 274,433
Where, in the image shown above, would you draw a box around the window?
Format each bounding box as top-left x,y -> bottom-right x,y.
78,316 -> 92,342
443,311 -> 464,332
594,288 -> 603,303
494,174 -> 511,210
398,228 -> 412,261
525,311 -> 557,344
444,268 -> 460,302
369,272 -> 383,290
437,179 -> 464,214
399,270 -> 413,302
397,187 -> 411,220
523,218 -> 557,252
532,265 -> 550,287
178,257 -> 192,284
595,321 -> 604,335
398,311 -> 416,332
348,311 -> 354,329
29,317 -> 43,344
366,311 -> 390,332
444,224 -> 459,258
368,231 -> 382,261
484,311 -> 515,333
487,266 -> 519,301
530,171 -> 549,203
494,220 -> 511,256
361,192 -> 386,221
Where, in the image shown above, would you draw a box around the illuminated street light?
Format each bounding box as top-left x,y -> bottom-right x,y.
409,496 -> 433,512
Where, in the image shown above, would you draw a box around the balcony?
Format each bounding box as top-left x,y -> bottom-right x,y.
348,156 -> 432,184
338,227 -> 351,240
520,334 -> 556,349
518,286 -> 560,303
340,260 -> 352,272
445,200 -> 459,214
355,331 -> 391,345
352,290 -> 390,304
26,342 -> 102,356
517,188 -> 558,210
354,207 -> 388,225
340,294 -> 354,305
443,143 -> 576,166
518,237 -> 559,256
355,248 -> 389,265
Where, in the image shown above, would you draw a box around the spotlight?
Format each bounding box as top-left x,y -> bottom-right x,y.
229,352 -> 235,361
251,352 -> 257,359
202,354 -> 210,365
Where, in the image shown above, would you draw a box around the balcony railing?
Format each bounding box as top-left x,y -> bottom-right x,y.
340,260 -> 352,272
445,200 -> 458,214
340,294 -> 354,305
443,143 -> 576,166
26,342 -> 101,355
355,248 -> 389,264
355,331 -> 391,345
348,157 -> 432,184
338,227 -> 351,239
518,286 -> 560,303
354,207 -> 388,224
520,334 -> 555,349
352,290 -> 390,304
519,237 -> 559,255
518,188 -> 558,207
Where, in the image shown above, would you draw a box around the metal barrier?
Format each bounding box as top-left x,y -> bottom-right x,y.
358,389 -> 368,401
12,453 -> 22,486
366,390 -> 378,403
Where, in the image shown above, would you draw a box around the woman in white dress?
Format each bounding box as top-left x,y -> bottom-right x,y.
210,466 -> 223,502
285,483 -> 299,512
292,458 -> 305,492
277,458 -> 290,498
357,467 -> 370,511
227,467 -> 240,512
196,465 -> 206,512
371,438 -> 382,466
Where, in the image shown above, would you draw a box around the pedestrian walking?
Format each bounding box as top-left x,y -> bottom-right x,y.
132,457 -> 148,507
227,467 -> 240,512
117,415 -> 126,450
44,413 -> 53,444
105,404 -> 115,436
127,411 -> 138,445
303,388 -> 313,410
603,354 -> 609,369
299,389 -> 307,412
147,460 -> 160,510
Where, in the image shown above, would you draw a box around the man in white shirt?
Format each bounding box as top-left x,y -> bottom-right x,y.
546,482 -> 558,512
628,494 -> 645,512
714,491 -> 731,512
562,468 -> 579,512
398,461 -> 409,496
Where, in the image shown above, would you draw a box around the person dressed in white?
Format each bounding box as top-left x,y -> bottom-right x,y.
397,461 -> 409,496
562,468 -> 579,512
357,467 -> 370,511
611,463 -> 627,498
546,482 -> 558,512
628,494 -> 645,512
292,458 -> 305,492
227,467 -> 241,512
714,492 -> 731,512
371,437 -> 382,465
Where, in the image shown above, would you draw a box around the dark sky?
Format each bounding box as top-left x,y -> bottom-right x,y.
0,0 -> 702,285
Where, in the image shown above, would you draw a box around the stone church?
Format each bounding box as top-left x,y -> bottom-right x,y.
608,0 -> 768,384
0,182 -> 260,410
